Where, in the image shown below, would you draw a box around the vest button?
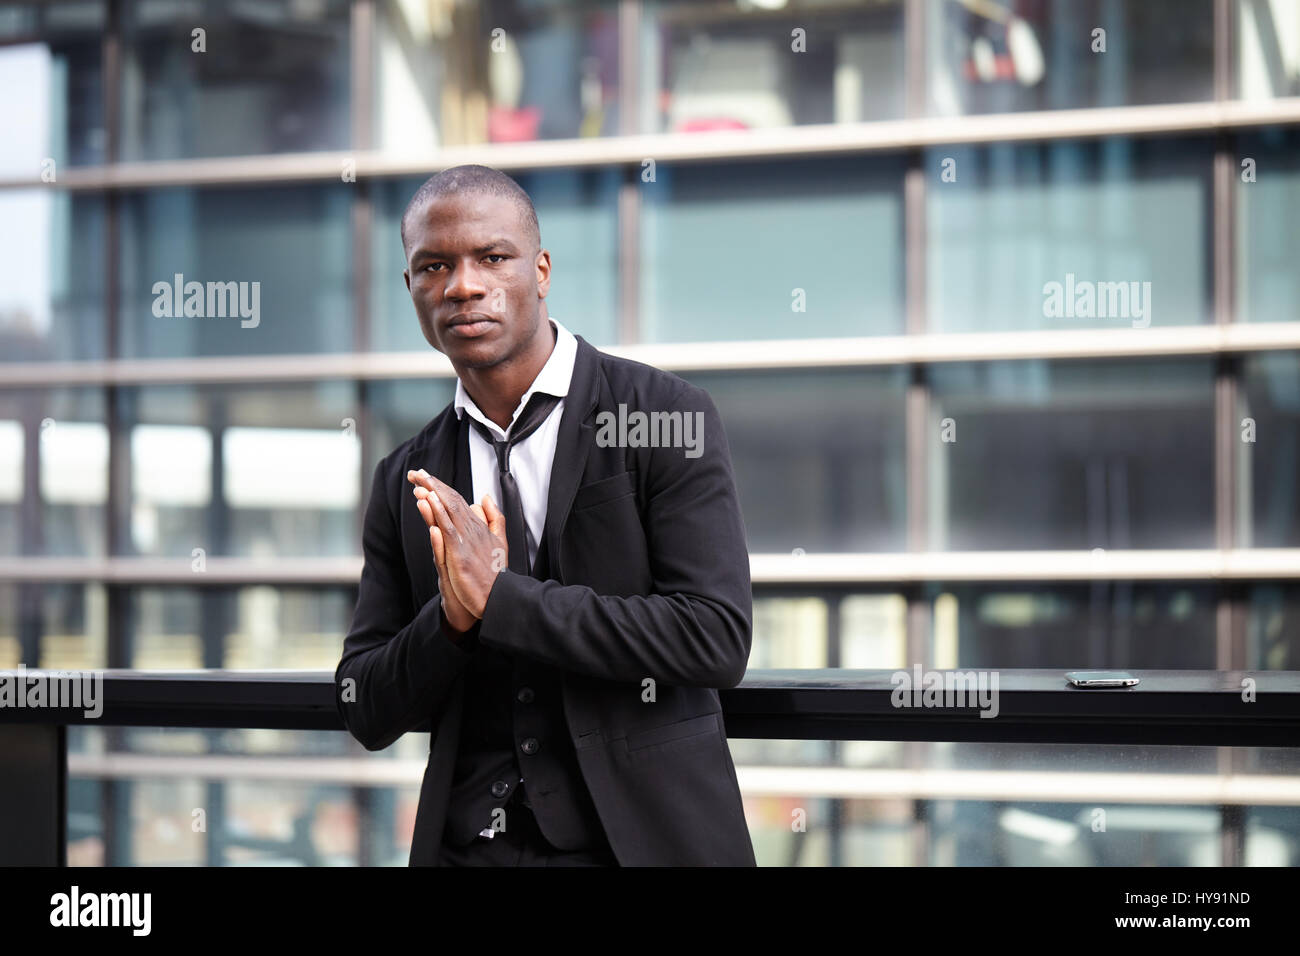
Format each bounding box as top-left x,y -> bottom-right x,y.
490,780 -> 509,798
517,686 -> 535,704
520,737 -> 539,755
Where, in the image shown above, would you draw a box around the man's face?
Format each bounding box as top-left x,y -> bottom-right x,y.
403,191 -> 550,370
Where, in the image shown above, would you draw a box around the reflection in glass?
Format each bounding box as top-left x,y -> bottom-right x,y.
930,582 -> 1217,669
0,418 -> 18,555
69,726 -> 418,866
928,359 -> 1216,550
841,593 -> 909,669
679,368 -> 908,552
0,192 -> 105,362
127,587 -> 352,670
0,389 -> 107,557
367,379 -> 459,482
927,138 -> 1213,333
1249,583 -> 1300,670
0,2 -> 106,172
121,383 -> 359,558
1241,352 -> 1300,547
0,583 -> 107,669
1237,0 -> 1300,100
119,0 -> 351,161
928,0 -> 1214,116
751,591 -> 910,670
0,582 -> 20,665
41,416 -> 109,557
1237,128 -> 1300,324
644,0 -> 904,132
375,0 -> 620,149
130,424 -> 210,557
65,733 -> 1300,865
117,185 -> 352,359
932,800 -> 1225,866
642,156 -> 905,343
752,595 -> 827,669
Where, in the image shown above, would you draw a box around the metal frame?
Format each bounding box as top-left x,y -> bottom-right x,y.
3,667 -> 1297,742
5,547 -> 1300,586
61,753 -> 1300,805
4,322 -> 1300,387
7,666 -> 1298,867
5,97 -> 1300,192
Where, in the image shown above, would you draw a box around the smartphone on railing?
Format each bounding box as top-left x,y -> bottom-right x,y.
1065,671 -> 1140,688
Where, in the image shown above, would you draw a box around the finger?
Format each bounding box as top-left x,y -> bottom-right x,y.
407,469 -> 434,490
431,527 -> 458,600
430,525 -> 445,569
426,475 -> 470,522
424,482 -> 462,543
415,496 -> 435,529
469,503 -> 487,524
432,492 -> 475,545
481,494 -> 507,542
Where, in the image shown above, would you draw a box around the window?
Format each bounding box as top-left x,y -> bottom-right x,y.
927,137 -> 1214,333
641,156 -> 906,343
117,185 -> 353,358
928,359 -> 1216,550
927,0 -> 1215,116
644,0 -> 905,132
119,0 -> 352,161
679,368 -> 909,552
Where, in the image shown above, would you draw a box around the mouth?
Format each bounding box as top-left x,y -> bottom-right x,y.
445,313 -> 497,338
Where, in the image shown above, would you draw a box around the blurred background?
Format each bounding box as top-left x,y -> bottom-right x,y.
1,0 -> 1299,866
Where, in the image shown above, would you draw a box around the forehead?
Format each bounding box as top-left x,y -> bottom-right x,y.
407,190 -> 524,241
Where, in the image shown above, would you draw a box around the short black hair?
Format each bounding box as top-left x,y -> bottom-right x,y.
400,164 -> 540,258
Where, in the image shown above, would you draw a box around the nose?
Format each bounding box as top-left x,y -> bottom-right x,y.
444,259 -> 487,302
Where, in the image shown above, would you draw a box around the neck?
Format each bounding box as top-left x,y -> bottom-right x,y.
459,317 -> 556,431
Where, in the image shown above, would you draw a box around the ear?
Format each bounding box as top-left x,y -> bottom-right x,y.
535,248 -> 551,299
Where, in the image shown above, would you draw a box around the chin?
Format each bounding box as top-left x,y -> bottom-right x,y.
446,341 -> 507,369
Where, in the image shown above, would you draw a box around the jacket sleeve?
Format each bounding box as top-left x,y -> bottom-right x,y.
476,382 -> 753,689
335,454 -> 476,751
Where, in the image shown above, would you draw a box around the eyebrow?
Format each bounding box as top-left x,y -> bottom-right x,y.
411,239 -> 519,260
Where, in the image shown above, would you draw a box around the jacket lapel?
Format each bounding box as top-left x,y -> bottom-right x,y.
543,334 -> 600,580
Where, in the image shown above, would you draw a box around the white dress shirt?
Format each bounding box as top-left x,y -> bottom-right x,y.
452,317 -> 577,574
454,317 -> 576,823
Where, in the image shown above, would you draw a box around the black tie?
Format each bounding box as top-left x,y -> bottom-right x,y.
467,391 -> 562,574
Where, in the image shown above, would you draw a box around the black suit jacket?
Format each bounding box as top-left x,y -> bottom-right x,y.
335,333 -> 757,866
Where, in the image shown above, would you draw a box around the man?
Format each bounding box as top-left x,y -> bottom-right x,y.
335,164 -> 756,866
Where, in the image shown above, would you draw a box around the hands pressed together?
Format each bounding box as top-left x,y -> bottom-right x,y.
405,469 -> 509,640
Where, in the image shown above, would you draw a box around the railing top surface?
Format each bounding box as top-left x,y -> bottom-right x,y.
2,667 -> 1294,691
3,669 -> 1297,745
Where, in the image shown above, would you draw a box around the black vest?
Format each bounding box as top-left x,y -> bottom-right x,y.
441,416 -> 608,851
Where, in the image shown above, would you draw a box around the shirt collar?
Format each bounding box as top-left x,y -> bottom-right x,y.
453,317 -> 577,440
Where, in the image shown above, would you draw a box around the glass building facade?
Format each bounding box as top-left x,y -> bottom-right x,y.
2,0 -> 1300,866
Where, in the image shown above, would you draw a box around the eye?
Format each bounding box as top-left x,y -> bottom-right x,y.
486,254 -> 507,263
423,263 -> 444,272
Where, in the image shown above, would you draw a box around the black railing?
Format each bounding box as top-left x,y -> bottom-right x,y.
3,668 -> 1299,865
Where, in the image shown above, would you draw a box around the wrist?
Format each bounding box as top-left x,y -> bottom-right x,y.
476,569 -> 504,618
439,604 -> 477,644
